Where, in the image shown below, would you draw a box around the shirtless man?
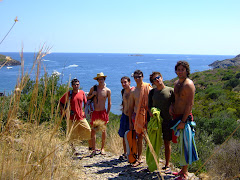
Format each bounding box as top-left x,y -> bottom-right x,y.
118,76 -> 133,161
87,72 -> 111,157
128,70 -> 152,167
170,61 -> 197,180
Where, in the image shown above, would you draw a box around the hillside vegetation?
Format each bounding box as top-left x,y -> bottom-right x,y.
165,66 -> 240,144
0,49 -> 240,179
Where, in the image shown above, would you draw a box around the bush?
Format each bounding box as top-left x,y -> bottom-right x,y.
207,138 -> 240,179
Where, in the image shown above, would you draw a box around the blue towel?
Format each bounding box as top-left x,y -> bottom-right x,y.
171,117 -> 199,166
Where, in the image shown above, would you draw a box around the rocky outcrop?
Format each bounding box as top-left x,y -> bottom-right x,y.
0,54 -> 21,66
209,54 -> 240,69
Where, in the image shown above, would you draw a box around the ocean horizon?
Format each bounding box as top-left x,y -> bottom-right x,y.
0,52 -> 235,115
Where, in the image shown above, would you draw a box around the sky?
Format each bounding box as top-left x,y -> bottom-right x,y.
0,0 -> 239,55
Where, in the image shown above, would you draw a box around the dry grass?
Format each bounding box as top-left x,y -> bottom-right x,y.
105,120 -> 123,155
0,121 -> 82,179
0,46 -> 85,179
207,138 -> 240,180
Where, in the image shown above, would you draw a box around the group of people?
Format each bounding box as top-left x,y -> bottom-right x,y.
59,60 -> 198,180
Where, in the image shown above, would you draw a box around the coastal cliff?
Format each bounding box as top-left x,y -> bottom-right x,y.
209,54 -> 240,69
0,54 -> 21,66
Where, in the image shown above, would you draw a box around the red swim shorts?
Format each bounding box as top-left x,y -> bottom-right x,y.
90,109 -> 109,125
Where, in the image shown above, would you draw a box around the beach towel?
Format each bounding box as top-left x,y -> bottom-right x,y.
134,82 -> 151,134
170,115 -> 199,166
146,107 -> 163,172
124,130 -> 137,164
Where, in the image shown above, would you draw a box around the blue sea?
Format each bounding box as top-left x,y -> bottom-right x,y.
0,52 -> 234,115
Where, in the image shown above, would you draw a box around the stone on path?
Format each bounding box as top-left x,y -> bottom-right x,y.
71,146 -> 199,180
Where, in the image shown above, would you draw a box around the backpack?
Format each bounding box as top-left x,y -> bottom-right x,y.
124,130 -> 138,164
85,85 -> 97,119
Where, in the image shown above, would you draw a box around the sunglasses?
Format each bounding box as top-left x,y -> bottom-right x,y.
134,75 -> 142,79
153,76 -> 161,82
73,84 -> 80,86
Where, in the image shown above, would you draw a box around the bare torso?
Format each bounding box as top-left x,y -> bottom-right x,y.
93,86 -> 111,111
173,78 -> 195,114
122,88 -> 132,115
131,87 -> 141,113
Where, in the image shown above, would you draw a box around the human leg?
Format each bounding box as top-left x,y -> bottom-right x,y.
137,133 -> 143,161
132,133 -> 143,167
164,140 -> 171,167
101,129 -> 107,155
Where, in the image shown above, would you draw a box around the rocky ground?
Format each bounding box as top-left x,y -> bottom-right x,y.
71,146 -> 199,180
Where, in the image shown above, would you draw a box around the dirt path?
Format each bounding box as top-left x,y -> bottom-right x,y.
71,146 -> 199,180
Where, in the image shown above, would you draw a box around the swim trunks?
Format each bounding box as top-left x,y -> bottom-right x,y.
118,113 -> 130,137
90,109 -> 109,125
171,114 -> 193,143
162,120 -> 172,141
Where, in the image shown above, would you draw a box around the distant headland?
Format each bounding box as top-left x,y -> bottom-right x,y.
0,54 -> 21,66
209,54 -> 240,69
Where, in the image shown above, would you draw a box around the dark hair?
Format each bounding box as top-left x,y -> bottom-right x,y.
134,70 -> 143,77
149,72 -> 162,83
175,61 -> 190,77
121,76 -> 130,82
71,78 -> 79,85
97,77 -> 106,80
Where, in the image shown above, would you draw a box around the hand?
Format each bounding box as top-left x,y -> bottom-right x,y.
149,111 -> 153,117
177,122 -> 185,129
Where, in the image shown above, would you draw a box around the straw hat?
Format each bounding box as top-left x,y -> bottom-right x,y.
93,72 -> 107,80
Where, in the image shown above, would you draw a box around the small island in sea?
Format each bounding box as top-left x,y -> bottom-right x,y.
0,54 -> 21,66
128,54 -> 143,56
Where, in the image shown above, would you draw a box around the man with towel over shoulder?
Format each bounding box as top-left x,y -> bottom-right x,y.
128,70 -> 152,167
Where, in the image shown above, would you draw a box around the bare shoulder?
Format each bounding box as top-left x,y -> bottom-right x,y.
184,78 -> 195,90
174,80 -> 178,86
104,87 -> 111,95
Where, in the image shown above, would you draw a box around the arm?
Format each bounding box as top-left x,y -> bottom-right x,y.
169,89 -> 175,116
128,92 -> 135,130
107,89 -> 111,114
148,89 -> 153,117
87,87 -> 96,100
177,82 -> 195,129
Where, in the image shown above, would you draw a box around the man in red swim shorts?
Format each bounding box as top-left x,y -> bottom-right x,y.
87,72 -> 111,157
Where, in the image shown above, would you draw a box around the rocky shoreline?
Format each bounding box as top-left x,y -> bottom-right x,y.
0,54 -> 21,66
71,146 -> 199,180
209,54 -> 240,69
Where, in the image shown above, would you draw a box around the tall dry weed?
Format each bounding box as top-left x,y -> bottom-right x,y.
207,138 -> 240,179
105,120 -> 123,155
0,46 -> 84,179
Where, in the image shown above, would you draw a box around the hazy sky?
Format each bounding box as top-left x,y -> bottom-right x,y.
0,0 -> 239,55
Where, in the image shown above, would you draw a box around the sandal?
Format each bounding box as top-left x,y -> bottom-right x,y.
174,173 -> 188,180
164,167 -> 172,174
100,150 -> 106,155
119,154 -> 127,161
173,170 -> 183,176
131,160 -> 143,167
90,151 -> 97,158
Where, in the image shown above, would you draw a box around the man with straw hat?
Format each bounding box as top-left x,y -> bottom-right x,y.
87,72 -> 111,157
59,78 -> 91,154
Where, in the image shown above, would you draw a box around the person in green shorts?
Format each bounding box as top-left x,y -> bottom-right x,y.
148,72 -> 175,173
